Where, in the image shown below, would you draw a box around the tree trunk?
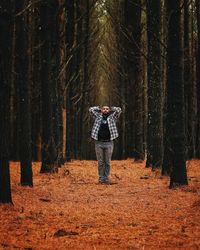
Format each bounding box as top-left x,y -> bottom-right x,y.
146,0 -> 163,169
117,0 -> 126,159
184,0 -> 195,159
131,0 -> 144,161
40,1 -> 58,173
73,0 -> 83,159
0,0 -> 13,203
195,0 -> 200,158
65,0 -> 75,161
123,0 -> 134,158
49,1 -> 63,166
15,0 -> 33,186
79,0 -> 91,159
165,0 -> 188,187
57,0 -> 67,164
31,1 -> 42,161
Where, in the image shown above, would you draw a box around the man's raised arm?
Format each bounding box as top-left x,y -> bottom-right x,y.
110,107 -> 122,120
89,106 -> 101,118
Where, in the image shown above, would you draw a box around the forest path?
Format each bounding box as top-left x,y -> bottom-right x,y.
0,160 -> 200,250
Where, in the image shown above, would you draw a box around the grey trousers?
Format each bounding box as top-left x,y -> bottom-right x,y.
95,140 -> 114,181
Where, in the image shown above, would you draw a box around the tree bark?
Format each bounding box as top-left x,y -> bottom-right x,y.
195,0 -> 200,158
40,0 -> 58,173
184,0 -> 195,159
165,0 -> 188,187
31,1 -> 42,161
131,0 -> 144,161
146,0 -> 163,169
15,0 -> 33,186
65,0 -> 75,161
0,0 -> 13,203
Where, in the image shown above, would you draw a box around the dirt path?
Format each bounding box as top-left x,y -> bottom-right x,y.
1,160 -> 200,250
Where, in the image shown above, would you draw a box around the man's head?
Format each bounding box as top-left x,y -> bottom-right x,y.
101,106 -> 110,115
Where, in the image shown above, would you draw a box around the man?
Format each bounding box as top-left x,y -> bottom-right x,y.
89,106 -> 122,184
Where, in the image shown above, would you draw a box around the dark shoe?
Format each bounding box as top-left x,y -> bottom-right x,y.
101,179 -> 110,185
98,179 -> 107,184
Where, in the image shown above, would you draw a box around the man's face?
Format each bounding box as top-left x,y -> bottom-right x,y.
101,106 -> 110,115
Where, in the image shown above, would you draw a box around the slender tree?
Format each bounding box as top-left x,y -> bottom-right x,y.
165,0 -> 188,187
184,0 -> 195,159
79,0 -> 91,159
15,0 -> 33,186
0,0 -> 13,203
50,0 -> 63,166
65,0 -> 75,161
57,0 -> 67,162
118,0 -> 126,159
131,0 -> 144,161
196,0 -> 200,158
118,0 -> 144,160
146,0 -> 163,169
123,0 -> 136,158
40,1 -> 58,173
31,2 -> 42,161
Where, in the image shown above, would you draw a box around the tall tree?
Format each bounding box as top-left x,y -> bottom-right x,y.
40,0 -> 58,173
79,0 -> 91,159
118,0 -> 143,159
184,0 -> 195,159
57,0 -> 67,164
50,0 -> 63,166
123,0 -> 136,158
31,2 -> 42,161
118,0 -> 126,159
0,0 -> 13,203
65,0 -> 75,161
72,0 -> 83,159
165,0 -> 188,187
146,0 -> 163,169
131,0 -> 144,161
196,0 -> 200,158
15,0 -> 33,186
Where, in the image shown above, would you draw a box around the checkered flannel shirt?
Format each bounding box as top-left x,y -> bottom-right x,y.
89,106 -> 122,141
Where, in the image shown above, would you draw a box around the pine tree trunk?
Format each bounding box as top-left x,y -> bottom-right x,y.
189,3 -> 196,159
146,0 -> 163,169
80,0 -> 90,159
57,0 -> 67,164
31,2 -> 42,161
57,0 -> 67,162
123,0 -> 135,158
195,0 -> 200,158
65,0 -> 75,161
15,0 -> 33,186
73,0 -> 83,159
49,1 -> 63,165
10,20 -> 20,161
118,0 -> 126,159
165,0 -> 188,187
184,0 -> 195,159
131,0 -> 144,161
0,0 -> 13,203
40,1 -> 58,173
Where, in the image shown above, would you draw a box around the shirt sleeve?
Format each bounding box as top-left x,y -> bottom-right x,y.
89,106 -> 101,118
110,107 -> 122,120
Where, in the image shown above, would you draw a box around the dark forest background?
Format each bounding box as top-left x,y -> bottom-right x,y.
1,0 -> 200,202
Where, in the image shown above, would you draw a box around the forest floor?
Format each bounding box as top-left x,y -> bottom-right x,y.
0,159 -> 200,250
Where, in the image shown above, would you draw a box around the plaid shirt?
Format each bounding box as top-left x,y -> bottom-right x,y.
89,106 -> 122,141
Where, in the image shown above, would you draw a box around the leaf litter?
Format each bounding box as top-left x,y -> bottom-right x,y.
0,159 -> 200,250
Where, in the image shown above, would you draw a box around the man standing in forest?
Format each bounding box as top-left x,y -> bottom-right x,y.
89,106 -> 122,184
